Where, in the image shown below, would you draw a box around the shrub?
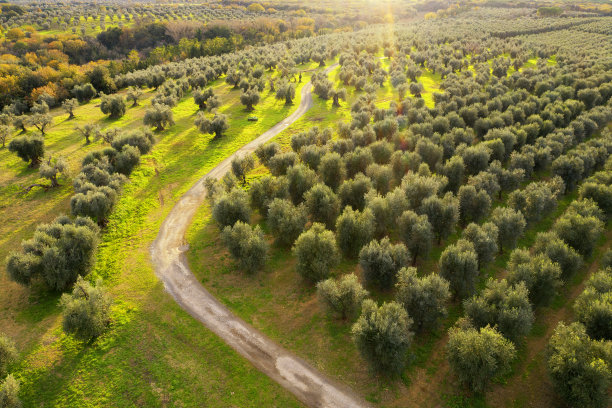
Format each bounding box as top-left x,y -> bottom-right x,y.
60,276 -> 112,341
447,325 -> 516,394
548,322 -> 611,408
293,223 -> 339,283
359,238 -> 409,290
317,274 -> 368,320
221,221 -> 268,274
395,267 -> 450,332
351,300 -> 414,375
212,188 -> 251,228
464,279 -> 534,344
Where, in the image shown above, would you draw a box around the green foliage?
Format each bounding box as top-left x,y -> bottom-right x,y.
491,207 -> 526,253
0,335 -> 17,378
335,207 -> 375,258
397,210 -> 433,264
553,210 -> 603,258
447,325 -> 516,394
574,269 -> 612,341
8,135 -> 44,167
317,274 -> 368,320
6,216 -> 99,291
351,300 -> 414,375
60,276 -> 111,342
231,155 -> 255,184
462,222 -> 498,270
195,111 -> 229,138
293,223 -> 339,283
359,237 -> 409,290
0,374 -> 21,408
507,251 -> 562,307
532,231 -> 582,281
395,267 -> 450,332
212,187 -> 251,228
266,198 -> 306,247
143,103 -> 174,130
464,279 -> 534,344
304,183 -> 340,229
547,322 -> 612,408
221,221 -> 268,274
100,94 -> 126,119
248,175 -> 288,217
439,239 -> 479,299
338,174 -> 372,211
458,185 -> 491,226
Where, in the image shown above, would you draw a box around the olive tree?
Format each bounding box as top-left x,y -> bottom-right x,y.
267,198 -> 307,247
276,80 -> 296,105
240,88 -> 260,111
547,322 -> 612,408
292,223 -> 339,283
221,221 -> 268,274
317,274 -> 368,320
0,334 -> 17,378
397,210 -> 433,265
359,238 -> 409,290
420,193 -> 459,244
553,210 -> 603,258
0,374 -> 21,408
574,269 -> 612,341
143,103 -> 174,130
507,250 -> 562,307
231,155 -> 255,185
60,276 -> 112,341
351,300 -> 414,375
439,239 -> 479,299
304,183 -> 340,229
8,135 -> 44,167
195,112 -> 229,138
491,207 -> 526,253
212,188 -> 251,228
464,279 -> 534,344
335,207 -> 375,258
75,123 -> 100,144
447,325 -> 516,394
193,88 -> 219,111
100,94 -> 126,119
395,267 -> 450,332
62,98 -> 79,119
462,222 -> 498,269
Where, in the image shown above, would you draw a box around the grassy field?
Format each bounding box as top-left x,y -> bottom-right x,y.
0,61 -> 328,407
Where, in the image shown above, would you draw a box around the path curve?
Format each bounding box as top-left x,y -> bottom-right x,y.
150,65 -> 371,408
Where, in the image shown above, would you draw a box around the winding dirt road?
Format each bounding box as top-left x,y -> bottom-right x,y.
150,65 -> 371,408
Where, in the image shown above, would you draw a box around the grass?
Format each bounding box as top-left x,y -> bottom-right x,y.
1,63 -> 325,407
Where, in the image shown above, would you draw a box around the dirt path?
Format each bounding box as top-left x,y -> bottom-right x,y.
150,64 -> 371,408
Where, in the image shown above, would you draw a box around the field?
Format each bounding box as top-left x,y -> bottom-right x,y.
1,1 -> 612,408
